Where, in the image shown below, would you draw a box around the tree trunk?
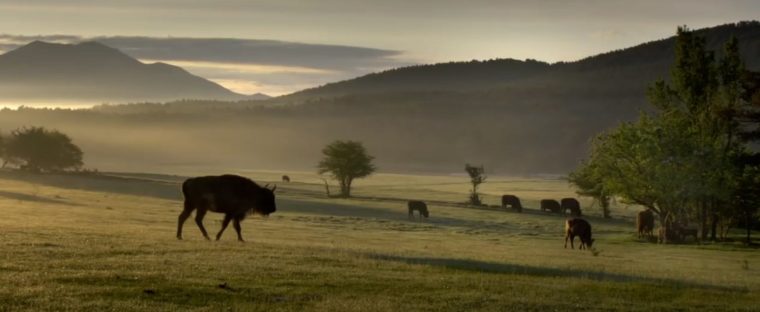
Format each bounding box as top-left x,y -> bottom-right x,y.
700,201 -> 709,241
710,212 -> 719,241
747,210 -> 753,245
339,179 -> 349,198
601,195 -> 611,219
321,179 -> 331,197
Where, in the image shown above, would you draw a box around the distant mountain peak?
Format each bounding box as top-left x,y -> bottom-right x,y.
0,40 -> 245,103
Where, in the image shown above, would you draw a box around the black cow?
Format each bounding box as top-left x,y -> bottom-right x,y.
501,195 -> 523,213
564,218 -> 594,250
408,201 -> 429,220
177,175 -> 277,242
560,198 -> 582,216
540,199 -> 562,213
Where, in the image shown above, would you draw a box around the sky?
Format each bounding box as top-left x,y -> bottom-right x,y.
0,0 -> 758,95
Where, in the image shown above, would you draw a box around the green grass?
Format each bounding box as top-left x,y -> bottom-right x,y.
0,170 -> 758,311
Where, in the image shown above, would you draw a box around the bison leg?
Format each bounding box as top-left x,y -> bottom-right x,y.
216,214 -> 233,241
176,201 -> 194,240
194,208 -> 210,240
233,217 -> 244,242
564,234 -> 569,249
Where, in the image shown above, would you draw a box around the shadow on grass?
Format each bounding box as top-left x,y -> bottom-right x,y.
367,253 -> 746,292
0,190 -> 78,206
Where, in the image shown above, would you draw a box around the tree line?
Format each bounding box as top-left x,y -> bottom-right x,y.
569,27 -> 760,244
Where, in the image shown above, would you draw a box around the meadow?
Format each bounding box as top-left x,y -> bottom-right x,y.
0,170 -> 758,311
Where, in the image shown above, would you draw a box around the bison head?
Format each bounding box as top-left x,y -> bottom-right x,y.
253,184 -> 277,216
421,209 -> 429,218
587,238 -> 595,248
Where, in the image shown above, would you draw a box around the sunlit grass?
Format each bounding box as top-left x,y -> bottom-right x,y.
0,171 -> 758,311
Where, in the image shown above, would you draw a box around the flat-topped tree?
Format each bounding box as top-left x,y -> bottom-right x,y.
317,140 -> 376,198
4,127 -> 83,172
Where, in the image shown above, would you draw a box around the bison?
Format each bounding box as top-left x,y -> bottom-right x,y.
177,174 -> 277,242
282,175 -> 291,183
540,199 -> 562,213
560,198 -> 582,216
501,195 -> 523,213
636,209 -> 655,239
408,200 -> 429,220
564,218 -> 594,250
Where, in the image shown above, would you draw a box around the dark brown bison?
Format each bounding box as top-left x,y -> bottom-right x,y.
408,200 -> 429,220
501,195 -> 523,213
540,199 -> 562,213
177,174 -> 277,242
282,175 -> 291,183
560,198 -> 582,216
636,209 -> 655,239
564,218 -> 594,250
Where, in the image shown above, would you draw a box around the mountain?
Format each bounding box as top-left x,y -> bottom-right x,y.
247,92 -> 272,100
258,21 -> 760,173
1,22 -> 758,175
286,21 -> 760,101
0,41 -> 245,103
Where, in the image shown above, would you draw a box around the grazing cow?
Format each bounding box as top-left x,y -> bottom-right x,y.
177,175 -> 277,242
408,200 -> 429,220
636,209 -> 655,239
540,199 -> 562,213
560,198 -> 582,216
564,218 -> 594,250
282,175 -> 291,183
501,195 -> 523,213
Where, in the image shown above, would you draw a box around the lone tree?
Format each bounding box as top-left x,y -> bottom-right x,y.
317,140 -> 376,198
4,127 -> 83,172
465,164 -> 486,206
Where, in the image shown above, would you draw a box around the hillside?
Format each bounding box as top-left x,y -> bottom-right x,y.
1,22 -> 758,174
286,21 -> 760,100
0,41 -> 245,103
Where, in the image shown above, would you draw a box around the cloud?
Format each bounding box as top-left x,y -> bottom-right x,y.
0,34 -> 413,95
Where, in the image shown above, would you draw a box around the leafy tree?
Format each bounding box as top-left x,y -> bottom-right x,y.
317,140 -> 376,198
571,27 -> 753,242
465,164 -> 486,206
4,127 -> 83,172
567,160 -> 611,218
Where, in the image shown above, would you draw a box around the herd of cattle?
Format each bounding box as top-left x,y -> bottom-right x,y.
407,195 -> 592,249
177,174 -> 691,248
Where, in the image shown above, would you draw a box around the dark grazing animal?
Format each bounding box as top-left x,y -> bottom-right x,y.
564,218 -> 594,250
636,209 -> 655,239
282,175 -> 291,183
501,195 -> 523,213
177,175 -> 277,242
560,198 -> 582,216
408,200 -> 429,220
540,199 -> 562,213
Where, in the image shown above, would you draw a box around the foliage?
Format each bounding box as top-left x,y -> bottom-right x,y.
570,26 -> 758,242
465,164 -> 486,206
317,140 -> 376,197
4,127 -> 83,172
567,160 -> 611,218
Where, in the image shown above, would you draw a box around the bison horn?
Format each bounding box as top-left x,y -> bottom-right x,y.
271,185 -> 277,192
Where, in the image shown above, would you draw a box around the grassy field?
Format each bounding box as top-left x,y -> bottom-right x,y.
0,170 -> 758,311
